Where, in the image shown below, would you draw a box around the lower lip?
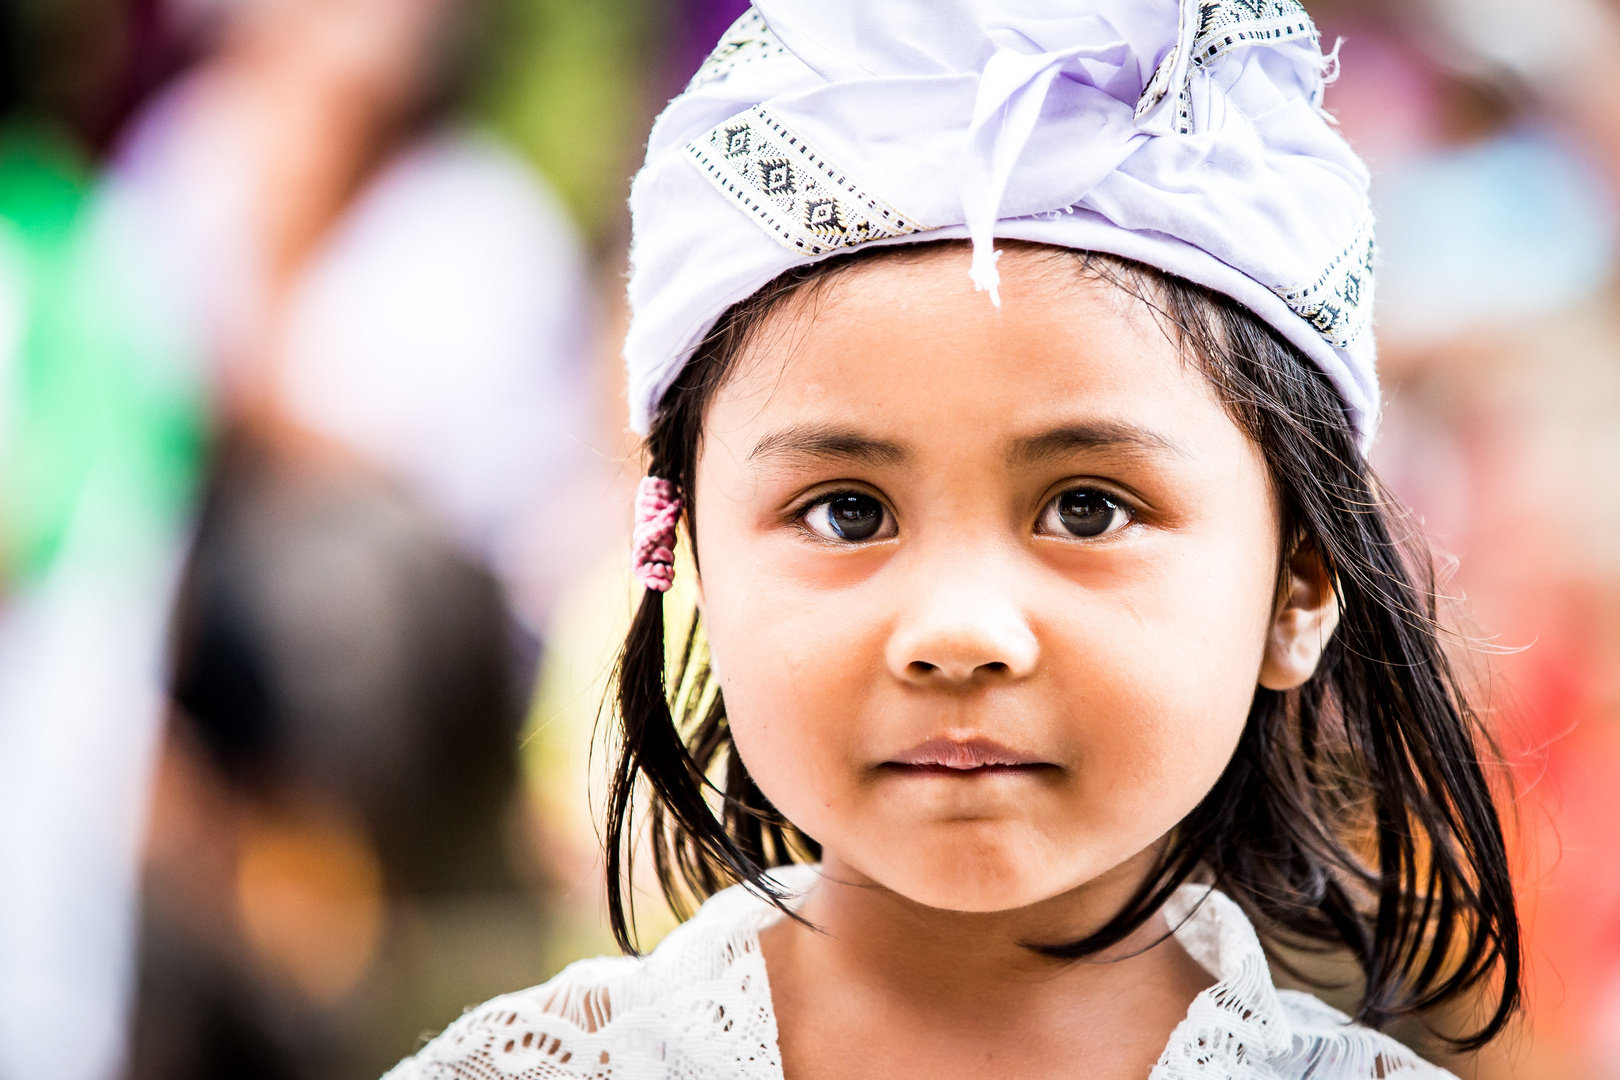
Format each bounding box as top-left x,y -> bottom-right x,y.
881,763 -> 1054,778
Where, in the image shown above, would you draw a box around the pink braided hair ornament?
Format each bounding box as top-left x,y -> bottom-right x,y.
631,477 -> 683,592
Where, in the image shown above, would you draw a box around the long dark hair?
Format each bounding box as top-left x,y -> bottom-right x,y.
604,243 -> 1521,1049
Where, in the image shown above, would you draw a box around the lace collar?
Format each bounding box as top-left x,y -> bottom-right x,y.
390,866 -> 1451,1079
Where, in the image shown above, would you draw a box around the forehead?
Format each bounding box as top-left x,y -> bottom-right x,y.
703,245 -> 1241,462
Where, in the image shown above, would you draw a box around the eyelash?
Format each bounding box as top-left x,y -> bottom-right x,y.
793,485 -> 1137,544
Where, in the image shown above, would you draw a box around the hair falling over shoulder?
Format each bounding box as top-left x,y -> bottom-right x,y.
602,249 -> 1522,1050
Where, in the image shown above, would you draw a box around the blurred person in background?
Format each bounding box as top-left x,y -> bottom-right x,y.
2,0 -> 672,1076
107,0 -> 630,1076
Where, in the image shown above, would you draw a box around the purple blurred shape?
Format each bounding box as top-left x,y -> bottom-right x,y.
669,0 -> 752,91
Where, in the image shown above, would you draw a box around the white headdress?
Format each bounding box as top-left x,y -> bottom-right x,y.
625,0 -> 1377,443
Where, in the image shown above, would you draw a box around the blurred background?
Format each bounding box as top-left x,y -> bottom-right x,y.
0,0 -> 1614,1077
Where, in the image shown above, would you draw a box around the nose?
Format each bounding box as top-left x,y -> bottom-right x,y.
885,566 -> 1040,687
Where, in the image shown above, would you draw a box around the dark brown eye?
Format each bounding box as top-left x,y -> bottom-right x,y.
1039,488 -> 1129,539
803,493 -> 894,543
828,495 -> 883,540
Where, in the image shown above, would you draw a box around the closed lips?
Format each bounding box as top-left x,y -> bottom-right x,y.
886,738 -> 1052,771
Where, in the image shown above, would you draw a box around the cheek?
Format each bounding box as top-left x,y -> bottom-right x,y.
1049,533 -> 1276,823
699,563 -> 889,837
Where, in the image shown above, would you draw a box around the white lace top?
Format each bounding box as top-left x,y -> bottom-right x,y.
384,866 -> 1452,1080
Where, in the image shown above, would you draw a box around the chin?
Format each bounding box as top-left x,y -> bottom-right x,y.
855,827 -> 1100,913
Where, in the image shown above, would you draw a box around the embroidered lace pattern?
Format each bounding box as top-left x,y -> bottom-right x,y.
685,9 -> 788,94
685,106 -> 922,258
1153,888 -> 1447,1078
690,5 -> 1369,355
1269,215 -> 1376,349
1132,0 -> 1374,351
386,868 -> 1454,1080
1137,0 -> 1318,134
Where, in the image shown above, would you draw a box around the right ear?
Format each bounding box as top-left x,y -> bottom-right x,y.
1258,539 -> 1339,691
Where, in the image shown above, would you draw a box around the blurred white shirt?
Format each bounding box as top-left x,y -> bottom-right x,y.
276,129 -> 602,629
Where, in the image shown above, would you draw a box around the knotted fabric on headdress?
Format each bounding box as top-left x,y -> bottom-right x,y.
626,0 -> 1378,445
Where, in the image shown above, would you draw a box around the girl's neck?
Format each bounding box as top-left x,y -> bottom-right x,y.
759,853 -> 1215,1080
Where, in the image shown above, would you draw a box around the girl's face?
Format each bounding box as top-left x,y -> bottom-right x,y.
693,244 -> 1301,914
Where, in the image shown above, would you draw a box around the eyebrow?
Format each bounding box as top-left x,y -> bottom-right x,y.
747,423 -> 909,468
1009,421 -> 1190,466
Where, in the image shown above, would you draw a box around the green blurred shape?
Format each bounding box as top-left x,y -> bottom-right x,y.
468,0 -> 661,247
0,120 -> 205,589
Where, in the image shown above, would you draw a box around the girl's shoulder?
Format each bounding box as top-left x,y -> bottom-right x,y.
382,869 -> 802,1080
1155,887 -> 1456,1079
384,870 -> 1457,1080
1272,990 -> 1457,1079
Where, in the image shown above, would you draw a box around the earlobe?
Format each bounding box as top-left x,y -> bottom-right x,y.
1258,543 -> 1340,691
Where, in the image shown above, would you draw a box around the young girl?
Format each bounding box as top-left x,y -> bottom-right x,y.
388,2 -> 1520,1077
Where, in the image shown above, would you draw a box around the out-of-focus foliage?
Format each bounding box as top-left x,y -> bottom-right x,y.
467,0 -> 662,248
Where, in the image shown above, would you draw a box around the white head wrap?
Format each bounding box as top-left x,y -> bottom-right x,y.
625,0 -> 1378,443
